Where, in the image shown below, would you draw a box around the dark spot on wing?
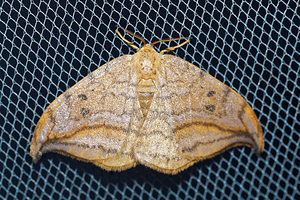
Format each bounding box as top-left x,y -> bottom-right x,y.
80,108 -> 90,116
64,92 -> 71,100
205,104 -> 215,112
198,70 -> 205,78
78,94 -> 88,100
207,90 -> 216,97
64,93 -> 72,106
221,88 -> 231,104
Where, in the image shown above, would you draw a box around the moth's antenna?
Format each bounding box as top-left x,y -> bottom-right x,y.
116,26 -> 146,50
151,37 -> 192,54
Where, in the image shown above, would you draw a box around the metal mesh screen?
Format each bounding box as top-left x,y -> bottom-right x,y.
1,0 -> 299,199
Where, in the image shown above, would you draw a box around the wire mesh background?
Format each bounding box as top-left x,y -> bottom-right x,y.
0,0 -> 299,199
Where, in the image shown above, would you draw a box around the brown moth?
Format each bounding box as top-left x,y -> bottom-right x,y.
30,27 -> 264,174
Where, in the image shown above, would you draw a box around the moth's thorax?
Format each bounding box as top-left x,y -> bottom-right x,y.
134,46 -> 161,79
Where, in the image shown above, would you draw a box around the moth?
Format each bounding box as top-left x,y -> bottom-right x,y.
30,27 -> 264,174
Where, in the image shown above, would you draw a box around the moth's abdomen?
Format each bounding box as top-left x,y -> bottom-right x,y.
136,79 -> 156,119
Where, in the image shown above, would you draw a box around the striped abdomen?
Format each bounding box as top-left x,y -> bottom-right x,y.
136,79 -> 156,119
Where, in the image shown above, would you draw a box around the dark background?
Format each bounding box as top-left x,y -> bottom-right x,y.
0,0 -> 299,199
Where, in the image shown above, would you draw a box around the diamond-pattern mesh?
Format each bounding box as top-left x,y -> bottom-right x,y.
1,1 -> 299,199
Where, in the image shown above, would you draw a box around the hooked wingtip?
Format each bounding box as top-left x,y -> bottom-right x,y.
30,142 -> 40,163
30,133 -> 44,164
30,147 -> 43,164
251,130 -> 264,155
257,138 -> 265,155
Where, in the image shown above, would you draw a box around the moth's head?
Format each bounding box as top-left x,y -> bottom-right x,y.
140,44 -> 155,51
